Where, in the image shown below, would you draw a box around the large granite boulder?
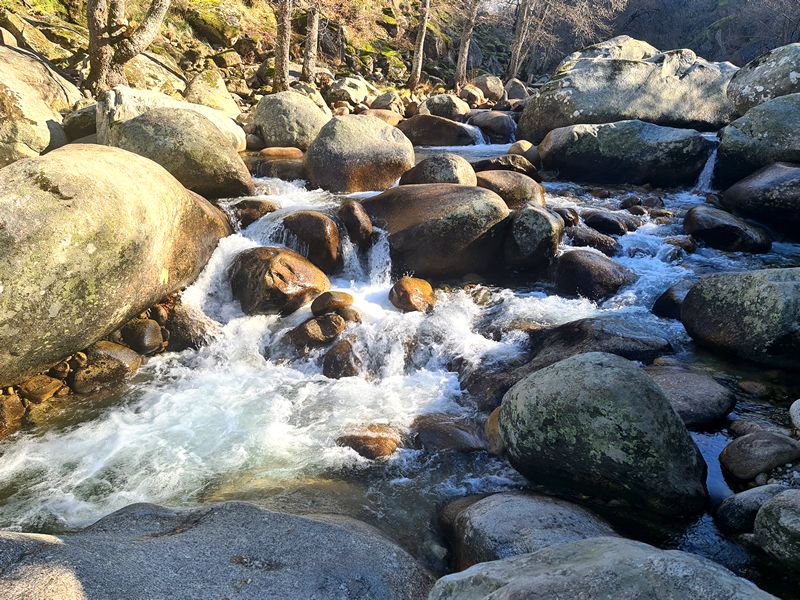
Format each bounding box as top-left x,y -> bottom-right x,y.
754,489 -> 800,571
397,114 -> 482,146
252,90 -> 330,151
0,145 -> 230,386
538,120 -> 714,186
727,43 -> 800,115
556,35 -> 659,67
499,352 -> 708,516
399,153 -> 476,186
519,44 -> 738,143
361,184 -> 510,278
0,502 -> 433,600
419,94 -> 471,121
471,74 -> 505,102
681,268 -> 800,369
183,68 -> 240,118
305,115 -> 414,192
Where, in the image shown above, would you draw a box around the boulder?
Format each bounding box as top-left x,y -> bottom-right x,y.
166,301 -> 222,352
106,107 -> 254,199
326,77 -> 369,105
363,108 -> 403,127
0,502 -> 433,600
371,90 -> 405,114
311,291 -> 353,316
337,201 -> 373,248
409,414 -> 485,452
228,247 -> 331,316
652,280 -> 694,319
183,69 -> 240,118
499,352 -> 708,516
753,489 -> 800,571
419,94 -> 471,122
322,339 -> 362,379
722,162 -> 800,238
16,374 -> 63,403
714,93 -> 800,188
471,154 -> 539,178
286,314 -> 347,352
362,184 -> 510,278
684,205 -> 771,253
62,104 -> 97,141
504,78 -> 529,99
727,43 -> 800,115
397,115 -> 481,146
715,484 -> 789,533
472,74 -> 505,102
519,45 -> 738,143
681,269 -> 800,368
446,492 -> 616,570
554,249 -> 636,301
719,432 -> 800,481
337,424 -> 401,459
281,211 -> 342,274
538,120 -> 714,186
504,207 -> 563,269
580,208 -> 639,236
0,144 -> 229,387
467,111 -> 516,144
229,198 -> 279,229
507,139 -> 540,166
564,226 -> 620,256
96,85 -> 246,151
305,115 -> 414,192
252,91 -> 330,151
121,319 -> 163,355
389,277 -> 435,313
428,536 -> 775,600
645,366 -> 735,428
399,153 -> 476,186
557,35 -> 660,66
476,171 -> 544,209
72,341 -> 142,394
459,84 -> 485,107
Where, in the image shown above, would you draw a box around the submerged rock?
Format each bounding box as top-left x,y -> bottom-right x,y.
252,91 -> 330,151
0,502 -> 433,599
554,249 -> 636,301
564,226 -> 621,256
337,424 -> 402,459
645,366 -> 735,428
286,314 -> 347,352
409,414 -> 485,452
681,269 -> 800,369
399,153 -> 477,186
727,43 -> 800,115
754,489 -> 800,571
499,353 -> 708,516
0,145 -> 229,387
684,205 -> 771,253
428,536 -> 775,600
166,301 -> 222,352
322,339 -> 362,379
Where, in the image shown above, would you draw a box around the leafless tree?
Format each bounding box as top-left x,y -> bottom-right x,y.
454,0 -> 481,90
86,0 -> 171,92
273,0 -> 293,92
407,0 -> 431,89
301,1 -> 320,82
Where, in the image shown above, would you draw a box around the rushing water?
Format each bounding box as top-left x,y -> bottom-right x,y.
1,147 -> 799,590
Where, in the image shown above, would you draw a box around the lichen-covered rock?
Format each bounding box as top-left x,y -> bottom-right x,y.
754,489 -> 800,571
681,268 -> 800,368
471,74 -> 505,102
326,77 -> 370,105
476,171 -> 544,209
399,153 -> 476,186
252,91 -> 330,151
0,145 -> 230,386
538,120 -> 714,186
728,43 -> 800,115
499,353 -> 708,516
305,115 -> 414,192
184,69 -> 240,118
504,206 -> 563,269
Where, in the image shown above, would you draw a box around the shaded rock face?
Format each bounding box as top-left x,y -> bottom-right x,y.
652,279 -> 694,319
281,211 -> 342,274
722,162 -> 800,238
564,226 -> 620,257
681,268 -> 800,369
362,184 -> 510,278
428,536 -> 775,600
475,171 -> 544,210
0,502 -> 434,600
645,366 -> 735,428
519,44 -> 738,143
467,111 -> 516,144
499,353 -> 708,517
538,120 -> 714,186
228,247 -> 331,317
504,207 -> 564,269
106,107 -> 254,200
252,91 -> 330,151
322,339 -> 362,379
719,432 -> 800,481
684,205 -> 771,253
471,154 -> 539,178
505,78 -> 529,99
419,94 -> 471,122
305,115 -> 414,193
754,489 -> 800,571
0,45 -> 81,166
728,43 -> 800,115
399,153 -> 477,186
397,114 -> 480,146
97,85 -> 246,151
447,492 -> 617,570
714,93 -> 800,188
0,145 -> 230,387
554,249 -> 636,301
337,201 -> 373,249
715,484 -> 789,533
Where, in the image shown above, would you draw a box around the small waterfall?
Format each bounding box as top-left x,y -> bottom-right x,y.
462,123 -> 487,145
694,147 -> 719,193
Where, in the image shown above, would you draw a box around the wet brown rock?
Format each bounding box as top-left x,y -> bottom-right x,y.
287,314 -> 347,351
553,207 -> 580,227
259,147 -> 304,160
311,291 -> 354,316
336,307 -> 362,324
230,199 -> 280,229
0,393 -> 25,434
399,154 -> 477,186
337,424 -> 402,459
397,115 -> 479,146
166,301 -> 222,352
17,375 -> 63,403
471,155 -> 539,180
336,201 -> 373,249
121,319 -> 163,355
322,340 -> 362,379
282,211 -> 342,274
508,140 -> 541,167
564,226 -> 621,256
229,247 -> 331,316
581,209 -> 639,236
71,341 -> 142,394
484,408 -> 504,456
389,277 -> 435,313
476,171 -> 545,210
410,413 -> 485,452
554,250 -> 636,300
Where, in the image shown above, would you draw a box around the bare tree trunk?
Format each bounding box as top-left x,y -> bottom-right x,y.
301,3 -> 319,82
86,0 -> 170,92
507,0 -> 535,80
407,0 -> 430,90
274,0 -> 293,92
454,0 -> 480,90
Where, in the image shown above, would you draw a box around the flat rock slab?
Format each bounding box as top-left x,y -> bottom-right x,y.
0,502 -> 433,600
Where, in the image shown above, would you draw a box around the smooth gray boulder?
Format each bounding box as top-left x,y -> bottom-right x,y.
714,93 -> 800,188
645,366 -> 735,428
554,249 -> 636,301
446,492 -> 616,569
519,44 -> 738,143
684,205 -> 771,253
504,206 -> 563,268
252,90 -> 330,151
504,78 -> 529,99
471,74 -> 505,102
305,115 -> 414,192
362,184 -> 509,278
728,43 -> 800,115
538,120 -> 714,186
0,502 -> 433,600
499,353 -> 708,516
326,76 -> 369,105
719,431 -> 800,481
556,36 -> 659,68
681,269 -> 800,369
399,153 -> 477,186
467,111 -> 516,144
754,489 -> 800,571
183,68 -> 240,118
419,94 -> 471,122
715,484 -> 789,533
106,107 -> 254,199
475,171 -> 544,209
0,145 -> 230,387
428,536 -> 776,600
